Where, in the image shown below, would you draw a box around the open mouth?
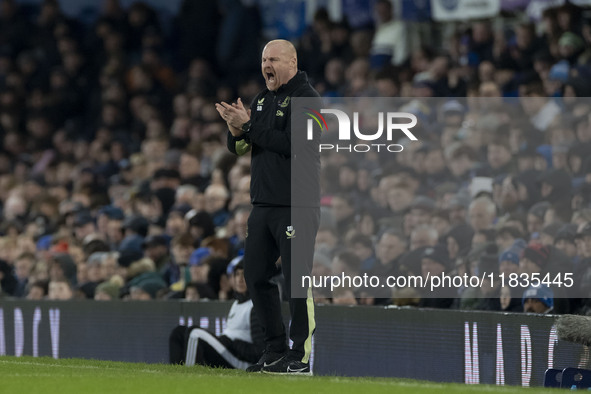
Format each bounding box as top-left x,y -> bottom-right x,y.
266,72 -> 275,83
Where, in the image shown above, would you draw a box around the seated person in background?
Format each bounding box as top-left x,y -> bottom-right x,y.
94,279 -> 122,301
522,285 -> 554,314
499,285 -> 522,312
168,259 -> 264,369
332,286 -> 358,306
27,280 -> 49,300
47,279 -> 74,301
184,281 -> 216,301
418,244 -> 455,309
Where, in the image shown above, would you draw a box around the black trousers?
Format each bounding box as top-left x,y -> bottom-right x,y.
169,326 -> 249,369
244,205 -> 319,363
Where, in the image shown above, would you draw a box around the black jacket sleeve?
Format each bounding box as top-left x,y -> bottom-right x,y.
247,120 -> 291,156
227,132 -> 251,156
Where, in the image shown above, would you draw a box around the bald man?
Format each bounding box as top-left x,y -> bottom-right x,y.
216,40 -> 321,375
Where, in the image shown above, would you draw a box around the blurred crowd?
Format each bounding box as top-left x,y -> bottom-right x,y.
0,0 -> 589,315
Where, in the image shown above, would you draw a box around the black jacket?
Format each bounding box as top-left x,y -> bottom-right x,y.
227,71 -> 321,207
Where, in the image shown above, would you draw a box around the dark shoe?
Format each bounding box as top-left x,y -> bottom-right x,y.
261,353 -> 312,376
245,350 -> 285,373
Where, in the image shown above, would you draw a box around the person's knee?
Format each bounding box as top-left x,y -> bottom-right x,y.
188,328 -> 205,339
169,325 -> 187,342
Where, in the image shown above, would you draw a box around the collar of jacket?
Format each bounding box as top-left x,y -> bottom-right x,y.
275,70 -> 308,95
235,290 -> 250,303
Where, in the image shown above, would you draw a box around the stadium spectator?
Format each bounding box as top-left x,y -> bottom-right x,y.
418,244 -> 454,309
119,215 -> 149,254
554,224 -> 578,260
49,253 -> 77,287
349,233 -> 377,272
410,225 -> 438,251
165,204 -> 191,238
331,194 -> 356,239
315,226 -> 338,260
522,285 -> 554,314
26,280 -> 48,300
129,278 -> 166,300
97,205 -> 125,248
203,184 -> 230,228
446,223 -> 474,260
519,243 -> 551,278
99,251 -> 119,282
227,206 -> 249,256
48,279 -> 74,301
228,175 -> 251,211
163,233 -> 194,288
0,259 -> 17,296
370,0 -> 408,68
498,248 -> 520,277
406,196 -> 436,234
331,251 -> 361,278
495,225 -> 524,253
332,286 -> 358,306
142,234 -> 170,271
178,152 -> 209,192
186,247 -> 211,285
370,229 -> 407,278
385,181 -> 414,223
468,197 -> 497,232
94,278 -> 122,301
183,281 -> 216,301
527,201 -> 551,238
13,252 -> 35,297
186,210 -> 216,247
431,209 -> 452,244
76,252 -> 105,298
127,258 -> 168,300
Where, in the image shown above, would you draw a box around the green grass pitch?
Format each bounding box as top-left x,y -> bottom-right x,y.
0,356 -> 559,393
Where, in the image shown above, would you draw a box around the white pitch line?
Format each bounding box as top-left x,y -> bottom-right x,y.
0,360 -> 159,373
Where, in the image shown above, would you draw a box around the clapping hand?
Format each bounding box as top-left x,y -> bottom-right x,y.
215,98 -> 251,137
